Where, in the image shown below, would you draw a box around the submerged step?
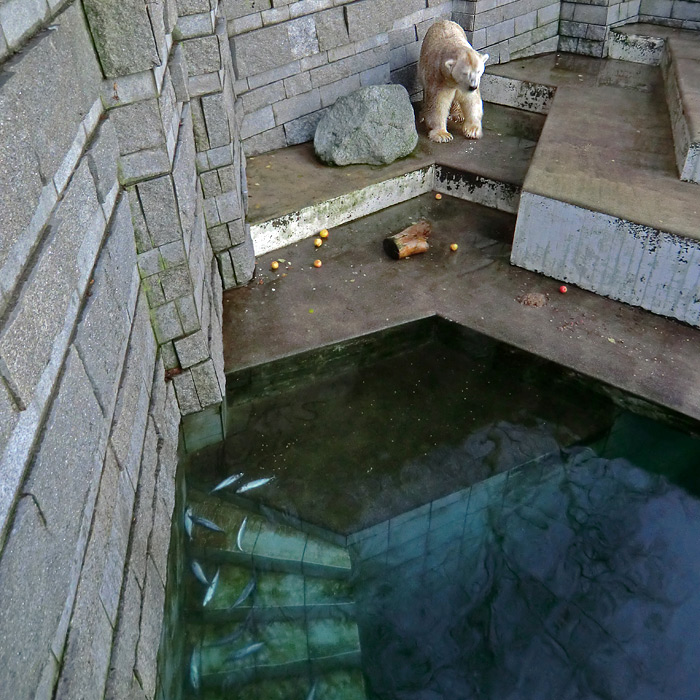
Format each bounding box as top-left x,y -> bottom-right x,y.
191,667 -> 367,700
185,562 -> 355,621
185,495 -> 353,577
191,616 -> 362,690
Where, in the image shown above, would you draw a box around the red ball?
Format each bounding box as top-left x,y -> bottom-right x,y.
559,285 -> 568,294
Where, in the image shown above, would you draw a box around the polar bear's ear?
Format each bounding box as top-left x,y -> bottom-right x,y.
444,58 -> 456,72
481,53 -> 490,65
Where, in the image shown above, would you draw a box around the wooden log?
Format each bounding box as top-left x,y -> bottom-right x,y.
383,220 -> 432,260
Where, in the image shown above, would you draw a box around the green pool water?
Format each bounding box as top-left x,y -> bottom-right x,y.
177,318 -> 700,699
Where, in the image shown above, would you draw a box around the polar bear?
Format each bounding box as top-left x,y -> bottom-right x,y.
418,20 -> 489,143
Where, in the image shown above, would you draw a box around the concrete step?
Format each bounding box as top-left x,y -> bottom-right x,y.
243,102 -> 541,255
510,63 -> 700,326
184,493 -> 366,698
605,23 -> 700,183
662,36 -> 700,183
606,22 -> 700,65
184,562 -> 355,620
185,494 -> 353,578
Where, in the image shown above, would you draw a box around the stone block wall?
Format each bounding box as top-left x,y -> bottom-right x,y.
639,0 -> 700,28
470,0 -> 561,63
559,0 -> 699,57
226,0 -> 454,155
226,0 -> 564,156
0,0 -> 251,698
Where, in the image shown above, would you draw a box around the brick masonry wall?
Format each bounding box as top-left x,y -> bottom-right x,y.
0,0 -> 251,697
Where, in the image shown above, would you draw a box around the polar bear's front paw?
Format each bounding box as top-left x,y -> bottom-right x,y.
463,123 -> 483,139
428,129 -> 453,143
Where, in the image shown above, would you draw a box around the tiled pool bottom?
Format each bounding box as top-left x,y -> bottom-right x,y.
182,321 -> 700,699
350,441 -> 700,700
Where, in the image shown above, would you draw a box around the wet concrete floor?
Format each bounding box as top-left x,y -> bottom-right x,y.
223,192 -> 700,423
224,53 -> 700,424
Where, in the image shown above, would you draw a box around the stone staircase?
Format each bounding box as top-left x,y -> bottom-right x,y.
482,24 -> 700,327
183,492 -> 367,699
607,22 -> 700,184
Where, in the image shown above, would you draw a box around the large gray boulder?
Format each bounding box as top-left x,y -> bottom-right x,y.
314,85 -> 418,166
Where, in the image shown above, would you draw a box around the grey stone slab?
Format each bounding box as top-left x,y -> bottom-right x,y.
316,7 -> 349,51
169,44 -> 191,103
200,170 -> 222,198
135,558 -> 166,700
0,348 -> 102,698
138,248 -> 164,279
125,415 -> 159,589
160,240 -> 188,268
0,0 -> 48,49
110,99 -> 166,156
172,368 -> 202,413
86,119 -> 119,204
273,88 -> 322,124
103,194 -> 139,317
54,452 -> 118,700
174,329 -> 210,368
231,22 -> 293,76
177,10 -> 215,38
118,146 -> 172,186
83,0 -> 159,77
207,223 -> 232,251
181,35 -> 221,75
99,449 -> 135,625
0,2 -> 102,275
104,568 -> 143,700
153,300 -> 185,344
74,252 -> 131,416
227,218 -> 247,246
288,15 -> 319,58
202,92 -> 232,147
0,159 -> 102,407
161,264 -> 194,301
176,294 -> 202,334
172,106 -> 198,244
191,98 -> 211,151
229,234 -> 255,285
215,189 -> 242,222
137,175 -> 184,247
283,109 -> 327,145
345,0 -> 425,41
190,358 -> 223,405
0,378 -> 19,459
188,70 -> 223,97
222,0 -> 271,20
178,0 -> 211,14
208,143 -> 235,167
109,305 -> 154,486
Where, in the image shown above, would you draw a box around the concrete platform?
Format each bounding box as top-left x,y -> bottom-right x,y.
223,193 -> 700,424
508,51 -> 700,326
223,51 -> 700,424
245,103 -> 543,254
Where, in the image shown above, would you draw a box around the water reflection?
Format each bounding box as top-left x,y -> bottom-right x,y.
353,443 -> 700,700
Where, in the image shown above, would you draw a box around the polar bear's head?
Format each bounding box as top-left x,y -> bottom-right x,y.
446,51 -> 489,92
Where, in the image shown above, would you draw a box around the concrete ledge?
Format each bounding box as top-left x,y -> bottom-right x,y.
662,37 -> 700,183
250,168 -> 433,255
607,25 -> 667,64
511,191 -> 700,327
